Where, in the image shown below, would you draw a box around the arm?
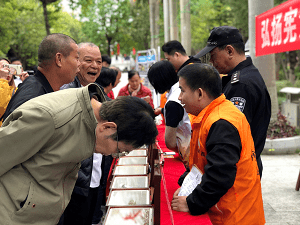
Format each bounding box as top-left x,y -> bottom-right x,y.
0,68 -> 12,112
154,107 -> 162,116
148,90 -> 154,109
164,101 -> 184,151
0,106 -> 55,176
165,126 -> 178,151
0,79 -> 14,117
225,82 -> 256,124
139,88 -> 154,109
172,120 -> 241,215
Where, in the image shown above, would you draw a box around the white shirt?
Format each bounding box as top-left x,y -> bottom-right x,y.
90,153 -> 103,188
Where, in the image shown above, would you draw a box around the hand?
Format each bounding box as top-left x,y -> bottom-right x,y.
154,107 -> 162,116
18,71 -> 29,82
173,187 -> 180,198
171,192 -> 189,212
0,68 -> 10,80
142,95 -> 150,103
131,90 -> 138,97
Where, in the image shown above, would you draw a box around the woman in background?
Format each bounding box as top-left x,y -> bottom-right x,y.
118,69 -> 154,108
147,60 -> 191,167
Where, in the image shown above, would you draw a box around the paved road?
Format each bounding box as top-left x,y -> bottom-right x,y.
261,154 -> 300,224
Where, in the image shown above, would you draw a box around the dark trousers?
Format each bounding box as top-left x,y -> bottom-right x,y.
92,155 -> 113,224
91,185 -> 106,224
58,187 -> 99,225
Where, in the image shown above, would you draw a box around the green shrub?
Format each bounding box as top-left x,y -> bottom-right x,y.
267,111 -> 300,139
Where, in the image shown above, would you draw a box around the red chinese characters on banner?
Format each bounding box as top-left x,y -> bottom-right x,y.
256,0 -> 300,57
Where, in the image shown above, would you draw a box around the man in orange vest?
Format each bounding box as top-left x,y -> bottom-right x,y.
171,63 -> 265,225
195,26 -> 271,178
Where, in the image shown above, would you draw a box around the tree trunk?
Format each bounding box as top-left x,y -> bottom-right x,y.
149,0 -> 160,51
248,0 -> 278,122
289,50 -> 297,85
106,35 -> 112,57
180,0 -> 191,55
280,56 -> 288,80
163,0 -> 169,42
169,0 -> 179,40
144,34 -> 149,50
275,54 -> 281,80
42,1 -> 51,35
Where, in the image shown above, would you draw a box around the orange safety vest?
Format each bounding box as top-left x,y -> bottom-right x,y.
189,94 -> 265,225
160,91 -> 168,124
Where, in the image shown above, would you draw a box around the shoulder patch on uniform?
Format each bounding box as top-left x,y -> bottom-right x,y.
230,97 -> 246,112
231,71 -> 240,84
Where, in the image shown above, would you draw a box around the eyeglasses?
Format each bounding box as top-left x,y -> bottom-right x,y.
111,131 -> 129,158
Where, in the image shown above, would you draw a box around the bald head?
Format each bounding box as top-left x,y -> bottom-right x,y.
78,42 -> 99,52
77,42 -> 102,86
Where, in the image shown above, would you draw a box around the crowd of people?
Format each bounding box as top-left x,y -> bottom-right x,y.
0,33 -> 158,225
0,25 -> 271,225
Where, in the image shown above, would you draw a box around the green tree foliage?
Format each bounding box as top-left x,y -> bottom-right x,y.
0,0 -> 87,69
125,1 -> 150,53
76,0 -> 131,56
226,0 -> 248,39
39,0 -> 59,35
274,0 -> 288,6
69,0 -> 94,16
0,0 -> 290,70
273,1 -> 298,85
190,0 -> 233,54
50,7 -> 89,43
0,0 -> 17,56
0,0 -> 46,68
71,0 -> 159,56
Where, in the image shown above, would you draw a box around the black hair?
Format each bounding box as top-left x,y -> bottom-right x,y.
178,63 -> 222,99
147,60 -> 178,94
128,70 -> 139,80
10,57 -> 21,64
218,42 -> 245,54
162,40 -> 187,56
96,68 -> 118,88
38,33 -> 76,67
99,96 -> 158,148
0,57 -> 10,64
102,54 -> 111,65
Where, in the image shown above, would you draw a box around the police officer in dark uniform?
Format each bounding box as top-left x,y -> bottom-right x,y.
195,26 -> 271,177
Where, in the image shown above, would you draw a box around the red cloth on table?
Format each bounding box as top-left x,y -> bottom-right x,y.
157,124 -> 212,225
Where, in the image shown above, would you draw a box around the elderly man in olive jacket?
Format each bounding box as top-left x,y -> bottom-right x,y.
0,84 -> 158,225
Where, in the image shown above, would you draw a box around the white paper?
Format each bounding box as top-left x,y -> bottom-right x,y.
113,165 -> 147,175
117,157 -> 148,165
126,150 -> 147,157
111,176 -> 148,189
178,165 -> 203,196
104,207 -> 153,225
107,190 -> 150,206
